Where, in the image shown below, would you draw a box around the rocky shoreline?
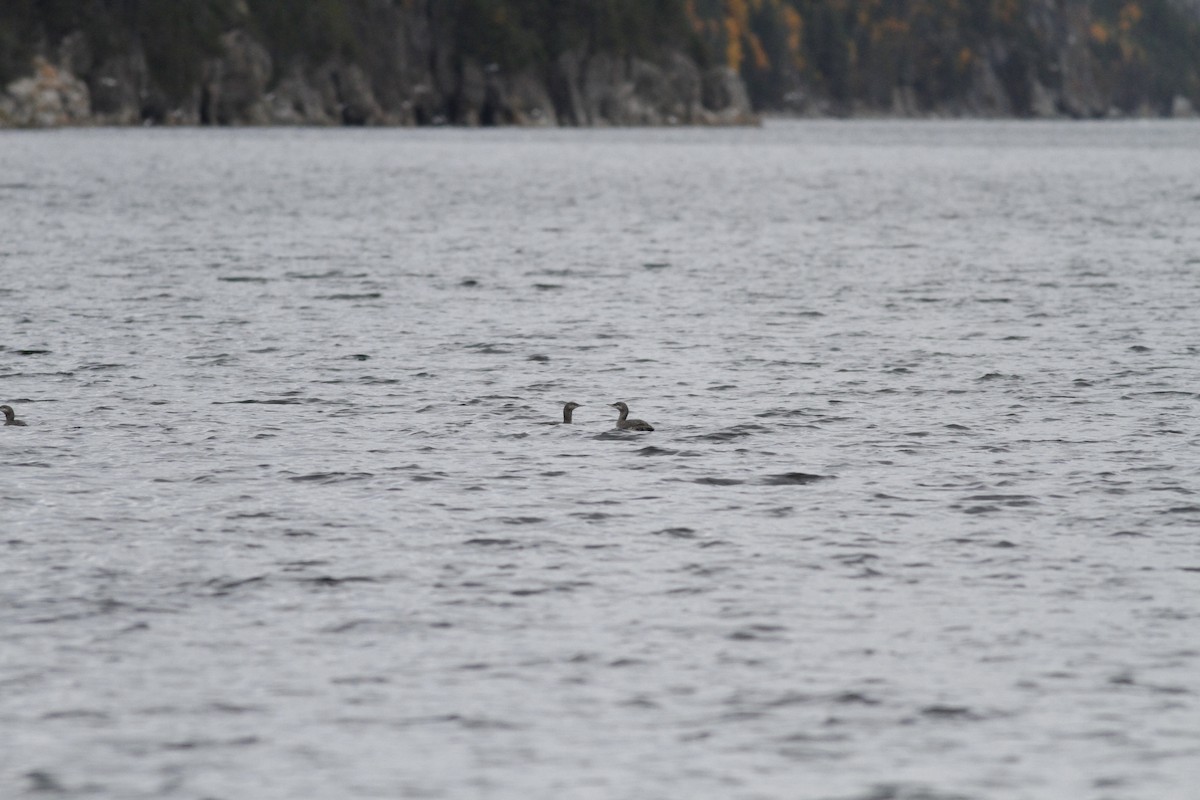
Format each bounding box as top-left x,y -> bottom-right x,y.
0,27 -> 756,129
4,0 -> 1198,129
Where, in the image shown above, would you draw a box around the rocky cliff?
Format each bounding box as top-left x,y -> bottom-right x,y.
696,0 -> 1200,119
2,0 -> 1198,127
0,1 -> 754,128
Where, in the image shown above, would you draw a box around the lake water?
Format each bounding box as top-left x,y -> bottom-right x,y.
2,120 -> 1199,800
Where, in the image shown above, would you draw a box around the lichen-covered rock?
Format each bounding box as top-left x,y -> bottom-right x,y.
0,58 -> 91,128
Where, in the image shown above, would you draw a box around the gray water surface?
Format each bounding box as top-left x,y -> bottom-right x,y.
2,121 -> 1199,799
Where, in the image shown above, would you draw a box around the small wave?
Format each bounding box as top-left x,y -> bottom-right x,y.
692,424 -> 768,442
592,430 -> 641,440
287,472 -> 374,484
318,293 -> 383,300
760,472 -> 828,485
728,625 -> 787,641
298,575 -> 378,587
919,704 -> 982,720
653,527 -> 696,538
1124,390 -> 1196,399
466,343 -> 512,354
961,494 -> 1039,506
754,408 -> 814,419
203,575 -> 268,595
161,736 -> 260,750
215,397 -> 327,405
218,276 -> 268,283
287,270 -> 365,280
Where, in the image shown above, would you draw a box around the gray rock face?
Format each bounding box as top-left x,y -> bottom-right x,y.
202,30 -> 273,125
483,69 -> 557,126
265,65 -> 336,125
700,67 -> 756,125
554,51 -> 754,127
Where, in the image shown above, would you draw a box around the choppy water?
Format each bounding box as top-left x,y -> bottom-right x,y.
2,120 -> 1199,800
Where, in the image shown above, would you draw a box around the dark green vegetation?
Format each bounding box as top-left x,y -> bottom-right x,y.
452,0 -> 695,68
0,0 -> 234,100
0,1 -> 699,94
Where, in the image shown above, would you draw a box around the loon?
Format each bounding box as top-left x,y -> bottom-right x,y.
561,402 -> 582,424
1,405 -> 26,426
610,401 -> 653,431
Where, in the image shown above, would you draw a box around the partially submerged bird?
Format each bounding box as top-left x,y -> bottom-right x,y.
561,401 -> 582,424
610,401 -> 653,431
1,404 -> 26,427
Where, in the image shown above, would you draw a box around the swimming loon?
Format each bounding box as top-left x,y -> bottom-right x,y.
610,402 -> 653,431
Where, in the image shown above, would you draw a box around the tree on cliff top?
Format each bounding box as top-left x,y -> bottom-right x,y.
452,0 -> 695,69
0,0 -> 237,99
